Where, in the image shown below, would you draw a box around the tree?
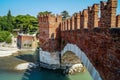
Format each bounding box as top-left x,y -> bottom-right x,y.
7,10 -> 14,32
0,10 -> 14,32
14,14 -> 38,34
0,11 -> 38,34
61,10 -> 70,20
0,31 -> 12,43
37,11 -> 52,17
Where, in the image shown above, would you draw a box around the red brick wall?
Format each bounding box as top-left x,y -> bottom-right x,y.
38,0 -> 120,79
38,14 -> 62,52
61,28 -> 120,80
100,0 -> 117,28
17,35 -> 35,49
88,4 -> 99,29
116,15 -> 120,27
60,0 -> 119,80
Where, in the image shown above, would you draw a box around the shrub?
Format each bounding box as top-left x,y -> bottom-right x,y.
0,31 -> 12,43
6,35 -> 12,43
24,44 -> 26,46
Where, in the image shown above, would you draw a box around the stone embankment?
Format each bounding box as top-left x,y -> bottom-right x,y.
15,62 -> 36,70
64,63 -> 86,75
0,47 -> 18,57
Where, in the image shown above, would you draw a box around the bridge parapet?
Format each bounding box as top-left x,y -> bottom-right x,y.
100,0 -> 117,28
88,4 -> 99,30
61,0 -> 119,32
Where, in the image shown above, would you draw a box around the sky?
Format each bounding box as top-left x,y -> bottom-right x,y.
0,0 -> 120,17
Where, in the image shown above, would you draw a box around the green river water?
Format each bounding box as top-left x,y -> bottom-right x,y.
0,50 -> 93,80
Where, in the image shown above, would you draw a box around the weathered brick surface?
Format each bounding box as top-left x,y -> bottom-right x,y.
67,18 -> 70,30
38,14 -> 62,52
88,4 -> 99,29
100,0 -> 117,28
60,0 -> 119,80
17,34 -> 37,49
80,9 -> 88,29
61,28 -> 120,80
38,0 -> 120,80
116,15 -> 120,27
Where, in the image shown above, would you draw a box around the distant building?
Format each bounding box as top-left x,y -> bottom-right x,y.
17,33 -> 38,49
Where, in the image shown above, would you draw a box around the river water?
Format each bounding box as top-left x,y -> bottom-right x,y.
0,50 -> 93,80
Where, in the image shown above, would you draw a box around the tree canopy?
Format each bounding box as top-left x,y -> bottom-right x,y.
0,31 -> 12,43
61,10 -> 70,20
0,10 -> 14,32
14,14 -> 38,34
37,11 -> 52,17
0,10 -> 39,43
0,10 -> 38,34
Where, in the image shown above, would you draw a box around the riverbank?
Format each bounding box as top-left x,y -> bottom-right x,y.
0,47 -> 19,57
15,62 -> 36,70
0,48 -> 35,71
0,47 -> 36,57
0,56 -> 26,71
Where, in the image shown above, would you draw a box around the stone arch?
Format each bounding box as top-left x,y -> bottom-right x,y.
61,43 -> 102,80
61,51 -> 81,65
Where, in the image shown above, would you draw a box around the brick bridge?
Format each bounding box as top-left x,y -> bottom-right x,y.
38,0 -> 120,80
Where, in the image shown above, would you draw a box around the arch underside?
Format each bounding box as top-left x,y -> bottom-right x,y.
61,43 -> 102,80
61,51 -> 81,65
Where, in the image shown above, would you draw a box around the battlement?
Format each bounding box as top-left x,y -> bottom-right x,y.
116,15 -> 120,27
88,4 -> 99,29
100,0 -> 118,28
61,0 -> 118,31
38,14 -> 62,23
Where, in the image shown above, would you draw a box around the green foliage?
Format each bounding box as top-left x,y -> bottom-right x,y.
61,10 -> 70,20
7,10 -> 13,32
0,10 -> 14,32
14,14 -> 38,34
0,31 -> 12,43
24,44 -> 32,47
37,11 -> 52,17
6,35 -> 12,43
0,10 -> 38,34
29,44 -> 32,47
24,44 -> 26,46
0,16 -> 8,31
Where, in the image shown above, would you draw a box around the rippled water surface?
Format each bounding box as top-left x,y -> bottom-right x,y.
0,50 -> 93,80
0,68 -> 93,80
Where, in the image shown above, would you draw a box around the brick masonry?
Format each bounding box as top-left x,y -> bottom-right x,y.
17,34 -> 38,49
38,14 -> 62,52
116,15 -> 120,27
38,0 -> 120,80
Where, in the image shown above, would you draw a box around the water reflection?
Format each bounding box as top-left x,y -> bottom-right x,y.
22,68 -> 70,80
